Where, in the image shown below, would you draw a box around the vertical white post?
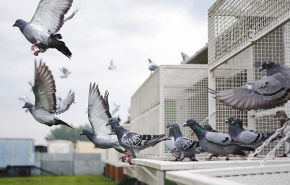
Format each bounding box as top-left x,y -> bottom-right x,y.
208,69 -> 216,129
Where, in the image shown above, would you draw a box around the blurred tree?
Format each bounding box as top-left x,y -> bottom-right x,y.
45,124 -> 91,143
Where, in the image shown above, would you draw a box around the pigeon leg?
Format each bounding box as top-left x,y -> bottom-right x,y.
33,50 -> 40,56
208,154 -> 218,161
273,153 -> 287,159
226,154 -> 230,161
170,152 -> 180,161
127,155 -> 134,165
31,44 -> 38,51
120,150 -> 130,162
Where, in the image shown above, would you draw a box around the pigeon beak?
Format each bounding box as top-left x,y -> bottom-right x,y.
80,132 -> 83,136
106,123 -> 110,126
259,67 -> 264,72
165,125 -> 170,128
13,23 -> 16,27
183,123 -> 188,127
22,105 -> 25,108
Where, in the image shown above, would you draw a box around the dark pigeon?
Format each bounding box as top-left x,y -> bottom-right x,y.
165,122 -> 181,161
106,118 -> 168,165
226,116 -> 253,140
209,61 -> 290,110
170,123 -> 202,161
203,124 -> 219,133
184,119 -> 254,160
274,110 -> 290,157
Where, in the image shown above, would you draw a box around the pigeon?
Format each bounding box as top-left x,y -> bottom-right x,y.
13,0 -> 78,58
111,102 -> 120,116
274,110 -> 290,157
209,61 -> 290,110
225,116 -> 253,140
22,59 -> 74,128
169,123 -> 201,161
108,60 -> 116,70
106,117 -> 168,165
148,59 -> 158,72
165,122 -> 181,161
184,119 -> 253,160
79,83 -> 126,154
60,67 -> 71,78
203,124 -> 219,133
181,52 -> 190,61
231,118 -> 275,149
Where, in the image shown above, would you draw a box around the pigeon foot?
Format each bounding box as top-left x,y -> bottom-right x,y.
31,44 -> 38,51
120,150 -> 131,162
34,50 -> 40,56
208,155 -> 218,161
273,153 -> 287,159
128,155 -> 134,165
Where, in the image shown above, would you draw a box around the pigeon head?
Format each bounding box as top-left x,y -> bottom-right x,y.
13,19 -> 27,29
225,116 -> 234,124
203,124 -> 213,131
166,121 -> 175,128
22,102 -> 33,109
274,110 -> 288,119
233,118 -> 243,127
106,117 -> 120,128
183,118 -> 198,127
259,60 -> 275,72
168,123 -> 182,139
80,129 -> 94,136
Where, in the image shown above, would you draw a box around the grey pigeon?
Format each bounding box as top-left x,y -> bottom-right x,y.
274,110 -> 290,157
13,0 -> 78,58
165,122 -> 181,161
60,67 -> 71,78
80,83 -> 126,154
181,52 -> 190,61
231,118 -> 274,149
203,124 -> 219,133
22,60 -> 74,128
225,116 -> 253,140
108,60 -> 116,70
170,123 -> 201,161
148,59 -> 158,72
209,61 -> 290,110
106,117 -> 168,165
184,119 -> 253,160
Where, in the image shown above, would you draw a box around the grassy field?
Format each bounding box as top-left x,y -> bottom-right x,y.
0,175 -> 116,185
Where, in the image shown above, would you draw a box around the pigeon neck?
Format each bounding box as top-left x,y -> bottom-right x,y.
266,64 -> 281,76
114,126 -> 127,140
234,123 -> 244,135
27,105 -> 35,113
168,128 -> 175,137
228,124 -> 236,139
19,23 -> 27,32
188,124 -> 205,139
173,129 -> 183,140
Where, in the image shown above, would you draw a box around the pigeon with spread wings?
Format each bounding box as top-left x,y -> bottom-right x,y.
13,0 -> 78,58
80,83 -> 126,154
22,59 -> 74,128
209,61 -> 290,111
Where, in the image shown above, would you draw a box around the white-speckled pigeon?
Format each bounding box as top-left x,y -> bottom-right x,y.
274,110 -> 290,157
79,83 -> 126,154
209,61 -> 290,110
13,0 -> 78,58
169,123 -> 202,161
106,117 -> 168,165
184,119 -> 254,160
165,122 -> 181,161
22,59 -> 74,128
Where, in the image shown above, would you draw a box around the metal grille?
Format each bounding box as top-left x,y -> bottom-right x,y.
130,65 -> 208,156
208,0 -> 290,69
210,15 -> 290,155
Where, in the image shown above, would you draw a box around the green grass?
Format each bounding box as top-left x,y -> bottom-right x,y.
0,175 -> 116,185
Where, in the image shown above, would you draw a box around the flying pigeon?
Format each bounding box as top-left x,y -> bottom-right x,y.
13,0 -> 78,58
209,61 -> 290,110
184,119 -> 254,160
22,59 -> 74,128
79,83 -> 126,154
148,59 -> 158,73
165,122 -> 181,161
106,117 -> 168,165
108,60 -> 116,70
231,118 -> 275,149
60,67 -> 71,78
169,122 -> 202,161
181,52 -> 190,61
111,102 -> 120,116
203,124 -> 219,133
274,110 -> 290,157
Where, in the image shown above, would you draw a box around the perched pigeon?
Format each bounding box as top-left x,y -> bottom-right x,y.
60,67 -> 71,78
108,60 -> 116,70
209,61 -> 290,110
231,118 -> 274,149
22,60 -> 74,128
80,83 -> 126,154
169,123 -> 201,161
106,117 -> 168,165
274,110 -> 290,157
225,116 -> 253,140
13,0 -> 78,58
148,59 -> 158,72
184,119 -> 253,160
181,52 -> 190,61
165,122 -> 181,161
203,124 -> 219,133
111,102 -> 120,116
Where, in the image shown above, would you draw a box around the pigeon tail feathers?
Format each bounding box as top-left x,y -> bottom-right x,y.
54,118 -> 74,129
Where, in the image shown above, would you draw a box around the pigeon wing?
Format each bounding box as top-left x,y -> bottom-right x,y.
88,83 -> 112,136
210,73 -> 290,110
237,131 -> 262,144
30,0 -> 73,34
56,90 -> 75,114
205,132 -> 232,145
176,137 -> 198,151
33,59 -> 56,113
121,133 -> 165,147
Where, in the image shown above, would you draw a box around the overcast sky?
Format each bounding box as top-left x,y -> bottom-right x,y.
0,0 -> 215,145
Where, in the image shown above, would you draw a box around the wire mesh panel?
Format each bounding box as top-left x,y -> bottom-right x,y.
130,65 -> 208,157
